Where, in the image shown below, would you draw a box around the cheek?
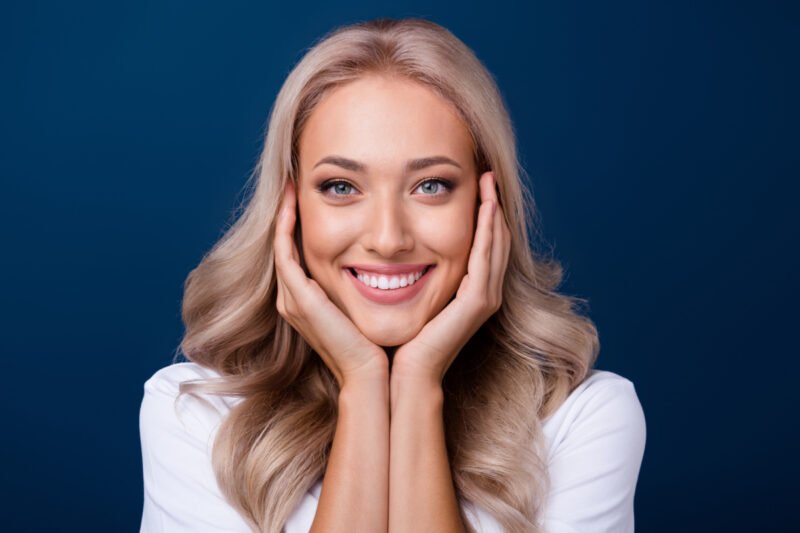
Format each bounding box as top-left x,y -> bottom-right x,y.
299,198 -> 476,275
420,206 -> 475,266
298,205 -> 351,275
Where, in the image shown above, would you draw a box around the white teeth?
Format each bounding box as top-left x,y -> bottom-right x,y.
355,268 -> 428,290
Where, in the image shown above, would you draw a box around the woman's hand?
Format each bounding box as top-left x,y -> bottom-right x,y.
274,179 -> 388,388
391,171 -> 511,386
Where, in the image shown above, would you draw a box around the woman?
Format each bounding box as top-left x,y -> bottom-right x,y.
139,17 -> 646,533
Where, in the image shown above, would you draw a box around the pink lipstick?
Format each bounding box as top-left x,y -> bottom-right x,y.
343,264 -> 435,305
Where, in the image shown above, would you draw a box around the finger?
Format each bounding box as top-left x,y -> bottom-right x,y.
274,180 -> 313,303
275,181 -> 302,270
274,180 -> 295,267
488,172 -> 510,303
286,181 -> 300,263
466,172 -> 495,298
497,219 -> 511,299
277,180 -> 301,263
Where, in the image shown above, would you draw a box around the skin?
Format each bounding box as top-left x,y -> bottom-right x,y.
274,74 -> 511,532
296,74 -> 479,354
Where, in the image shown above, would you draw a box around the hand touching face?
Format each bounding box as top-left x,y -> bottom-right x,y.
274,179 -> 389,388
391,170 -> 511,385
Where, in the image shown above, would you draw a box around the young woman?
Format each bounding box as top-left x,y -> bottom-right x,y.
139,17 -> 646,533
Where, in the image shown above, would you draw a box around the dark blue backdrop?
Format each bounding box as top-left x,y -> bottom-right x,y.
2,1 -> 796,531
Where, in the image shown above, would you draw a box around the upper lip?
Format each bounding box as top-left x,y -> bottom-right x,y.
343,263 -> 434,275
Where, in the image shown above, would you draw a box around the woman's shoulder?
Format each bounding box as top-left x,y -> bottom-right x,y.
140,361 -> 241,443
144,361 -> 224,393
542,368 -> 646,459
139,362 -> 254,531
567,368 -> 642,412
537,368 -> 646,531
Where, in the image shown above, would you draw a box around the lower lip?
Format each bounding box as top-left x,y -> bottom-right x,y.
345,266 -> 435,305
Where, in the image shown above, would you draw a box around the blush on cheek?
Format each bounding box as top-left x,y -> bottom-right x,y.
447,217 -> 476,256
298,208 -> 358,283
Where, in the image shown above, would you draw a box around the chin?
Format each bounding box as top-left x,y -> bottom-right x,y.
361,324 -> 420,349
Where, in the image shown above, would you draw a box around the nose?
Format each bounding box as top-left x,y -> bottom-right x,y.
362,194 -> 414,257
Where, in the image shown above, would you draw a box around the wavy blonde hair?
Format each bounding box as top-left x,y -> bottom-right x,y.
175,17 -> 599,533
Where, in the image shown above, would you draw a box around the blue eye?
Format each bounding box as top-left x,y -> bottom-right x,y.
323,181 -> 355,196
317,178 -> 455,199
316,180 -> 354,197
419,178 -> 453,196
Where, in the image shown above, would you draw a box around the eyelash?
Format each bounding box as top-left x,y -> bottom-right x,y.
316,177 -> 455,199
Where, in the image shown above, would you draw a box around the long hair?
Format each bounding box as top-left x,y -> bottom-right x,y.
175,17 -> 599,533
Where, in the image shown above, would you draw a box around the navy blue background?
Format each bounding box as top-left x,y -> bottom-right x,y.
2,1 -> 797,531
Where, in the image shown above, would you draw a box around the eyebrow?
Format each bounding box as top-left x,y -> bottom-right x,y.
312,155 -> 463,173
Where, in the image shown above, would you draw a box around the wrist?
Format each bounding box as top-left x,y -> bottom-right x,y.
340,352 -> 390,389
390,360 -> 443,391
340,361 -> 390,396
339,376 -> 390,417
390,372 -> 444,412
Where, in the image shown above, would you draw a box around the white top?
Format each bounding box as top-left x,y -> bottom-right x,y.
139,362 -> 646,532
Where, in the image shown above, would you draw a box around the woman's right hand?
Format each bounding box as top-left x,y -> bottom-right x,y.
273,179 -> 388,388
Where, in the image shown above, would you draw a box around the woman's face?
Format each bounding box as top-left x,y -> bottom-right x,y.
296,74 -> 478,349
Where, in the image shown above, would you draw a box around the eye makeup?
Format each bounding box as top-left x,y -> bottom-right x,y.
315,177 -> 456,200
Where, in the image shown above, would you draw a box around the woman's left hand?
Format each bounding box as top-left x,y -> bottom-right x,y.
391,171 -> 511,385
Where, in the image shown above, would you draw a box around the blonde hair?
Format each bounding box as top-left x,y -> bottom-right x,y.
175,17 -> 599,533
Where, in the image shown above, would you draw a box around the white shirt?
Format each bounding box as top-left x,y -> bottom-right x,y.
139,362 -> 646,532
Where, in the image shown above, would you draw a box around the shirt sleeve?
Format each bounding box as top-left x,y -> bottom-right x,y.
540,378 -> 647,533
138,372 -> 254,533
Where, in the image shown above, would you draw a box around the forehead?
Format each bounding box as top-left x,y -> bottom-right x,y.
298,75 -> 475,172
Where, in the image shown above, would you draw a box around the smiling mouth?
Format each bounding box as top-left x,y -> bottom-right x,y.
342,264 -> 436,305
345,265 -> 435,287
